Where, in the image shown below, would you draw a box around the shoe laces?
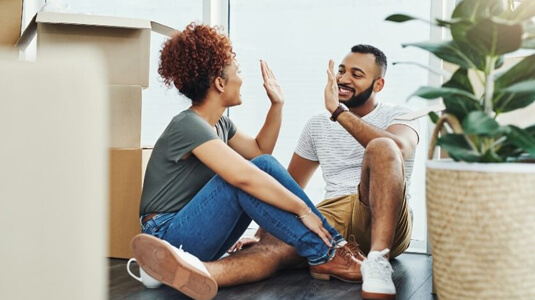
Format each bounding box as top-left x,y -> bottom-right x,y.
337,245 -> 363,266
345,235 -> 366,261
363,249 -> 393,280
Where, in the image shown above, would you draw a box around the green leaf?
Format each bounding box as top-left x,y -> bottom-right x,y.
526,124 -> 535,136
443,68 -> 474,93
436,18 -> 473,27
462,111 -> 502,136
501,79 -> 535,93
409,86 -> 478,101
510,0 -> 535,22
385,14 -> 470,28
451,20 -> 475,43
437,133 -> 481,162
494,93 -> 535,113
403,41 -> 477,70
504,125 -> 535,157
443,96 -> 483,122
496,124 -> 535,159
480,148 -> 505,162
466,18 -> 523,56
495,55 -> 505,69
451,0 -> 507,43
441,69 -> 481,121
404,40 -> 488,71
452,0 -> 507,20
494,61 -> 535,113
496,145 -> 524,159
495,54 -> 535,89
385,14 -> 420,23
428,111 -> 440,124
496,79 -> 535,112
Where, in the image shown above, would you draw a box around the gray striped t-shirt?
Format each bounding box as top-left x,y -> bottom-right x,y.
295,102 -> 419,200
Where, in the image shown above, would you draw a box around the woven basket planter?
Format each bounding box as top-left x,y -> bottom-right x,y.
426,161 -> 535,299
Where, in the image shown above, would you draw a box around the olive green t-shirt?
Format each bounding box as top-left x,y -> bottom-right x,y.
139,109 -> 237,216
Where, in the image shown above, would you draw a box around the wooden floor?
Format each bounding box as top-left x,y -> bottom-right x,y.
109,253 -> 436,299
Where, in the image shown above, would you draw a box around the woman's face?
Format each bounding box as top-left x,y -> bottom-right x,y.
221,62 -> 243,107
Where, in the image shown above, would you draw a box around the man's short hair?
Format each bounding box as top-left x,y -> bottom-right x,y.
351,44 -> 387,77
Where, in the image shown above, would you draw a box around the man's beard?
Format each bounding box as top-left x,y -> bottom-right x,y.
340,80 -> 375,108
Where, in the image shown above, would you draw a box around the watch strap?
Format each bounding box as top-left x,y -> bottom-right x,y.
330,103 -> 349,122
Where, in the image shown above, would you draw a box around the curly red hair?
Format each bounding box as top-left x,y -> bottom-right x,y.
158,22 -> 235,103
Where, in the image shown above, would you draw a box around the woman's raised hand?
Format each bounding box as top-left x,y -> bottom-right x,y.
260,60 -> 284,105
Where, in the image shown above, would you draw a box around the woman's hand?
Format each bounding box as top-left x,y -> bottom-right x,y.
227,236 -> 260,253
324,59 -> 339,114
300,211 -> 333,247
260,60 -> 284,105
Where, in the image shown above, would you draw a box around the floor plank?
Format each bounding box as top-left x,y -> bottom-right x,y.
109,253 -> 434,299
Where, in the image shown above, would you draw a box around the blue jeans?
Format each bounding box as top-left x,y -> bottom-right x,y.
141,155 -> 343,265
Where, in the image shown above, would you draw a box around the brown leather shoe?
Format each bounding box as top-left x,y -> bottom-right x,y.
309,244 -> 364,283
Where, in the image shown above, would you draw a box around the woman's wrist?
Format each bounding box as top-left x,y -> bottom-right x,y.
270,101 -> 284,108
295,203 -> 311,218
296,207 -> 312,219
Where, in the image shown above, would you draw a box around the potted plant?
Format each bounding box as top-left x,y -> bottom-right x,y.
386,0 -> 535,298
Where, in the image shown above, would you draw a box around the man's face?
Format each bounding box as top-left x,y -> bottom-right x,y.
336,52 -> 380,108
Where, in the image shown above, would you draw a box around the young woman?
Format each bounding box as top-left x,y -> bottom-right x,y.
131,23 -> 361,300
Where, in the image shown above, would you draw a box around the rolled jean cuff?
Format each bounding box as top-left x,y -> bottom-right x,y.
307,234 -> 345,266
333,233 -> 344,244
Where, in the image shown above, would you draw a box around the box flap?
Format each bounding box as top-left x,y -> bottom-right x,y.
17,12 -> 178,50
37,11 -> 151,30
16,14 -> 37,50
150,21 -> 179,37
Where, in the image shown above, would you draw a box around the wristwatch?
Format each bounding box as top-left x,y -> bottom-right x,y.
330,103 -> 349,122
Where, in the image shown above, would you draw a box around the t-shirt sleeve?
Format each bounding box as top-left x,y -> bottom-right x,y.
220,115 -> 237,140
295,117 -> 318,161
388,106 -> 420,143
167,113 -> 219,163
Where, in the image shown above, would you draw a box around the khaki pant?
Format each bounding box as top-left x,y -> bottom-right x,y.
316,190 -> 412,258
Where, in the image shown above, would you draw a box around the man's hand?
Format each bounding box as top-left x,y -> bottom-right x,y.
324,59 -> 339,114
261,60 -> 284,105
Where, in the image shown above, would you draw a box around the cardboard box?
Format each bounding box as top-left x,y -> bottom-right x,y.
17,12 -> 178,87
109,85 -> 142,148
0,50 -> 108,299
109,148 -> 153,259
0,0 -> 23,47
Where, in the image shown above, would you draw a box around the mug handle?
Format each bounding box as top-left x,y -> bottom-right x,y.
126,258 -> 143,282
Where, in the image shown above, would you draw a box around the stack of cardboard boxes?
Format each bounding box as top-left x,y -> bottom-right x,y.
17,11 -> 177,258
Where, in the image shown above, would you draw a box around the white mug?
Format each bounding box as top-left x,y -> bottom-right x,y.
126,258 -> 163,289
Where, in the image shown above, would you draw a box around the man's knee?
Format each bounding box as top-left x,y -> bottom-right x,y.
364,138 -> 402,164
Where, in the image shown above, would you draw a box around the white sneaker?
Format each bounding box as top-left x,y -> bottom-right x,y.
361,249 -> 396,300
131,234 -> 218,300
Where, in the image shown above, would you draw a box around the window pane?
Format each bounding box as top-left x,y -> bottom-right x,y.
229,0 -> 431,246
63,0 -> 203,145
